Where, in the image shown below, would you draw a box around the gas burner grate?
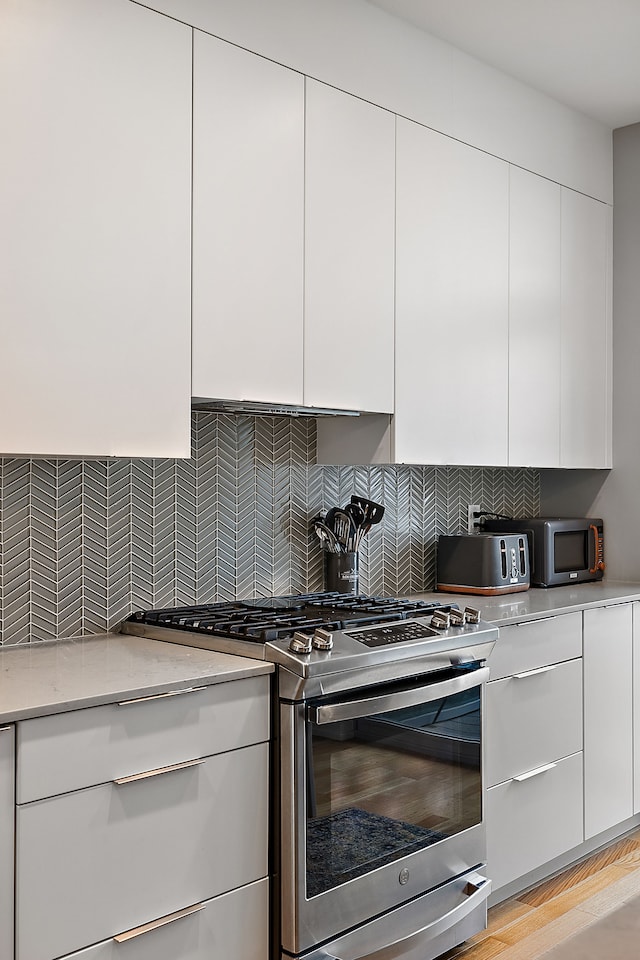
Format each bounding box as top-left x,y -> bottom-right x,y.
126,593 -> 452,645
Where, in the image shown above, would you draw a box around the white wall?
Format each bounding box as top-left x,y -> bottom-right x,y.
541,123 -> 640,580
136,0 -> 612,202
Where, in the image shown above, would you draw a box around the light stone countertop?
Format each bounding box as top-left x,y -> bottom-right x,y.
408,580 -> 640,625
3,580 -> 639,724
0,633 -> 273,724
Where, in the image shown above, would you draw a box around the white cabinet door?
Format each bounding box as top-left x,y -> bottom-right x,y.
192,32 -> 304,405
0,725 -> 14,960
304,80 -> 395,413
17,742 -> 269,960
583,604 -> 633,839
61,879 -> 269,960
395,119 -> 509,465
508,168 -> 561,467
560,189 -> 612,468
17,675 -> 270,802
486,751 -> 583,892
486,658 -> 582,788
0,0 -> 191,457
633,603 -> 640,814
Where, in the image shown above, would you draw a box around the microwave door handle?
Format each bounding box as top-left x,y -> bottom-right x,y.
589,523 -> 601,574
307,666 -> 489,725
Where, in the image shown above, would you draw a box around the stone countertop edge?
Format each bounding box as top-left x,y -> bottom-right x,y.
0,632 -> 273,725
408,580 -> 640,626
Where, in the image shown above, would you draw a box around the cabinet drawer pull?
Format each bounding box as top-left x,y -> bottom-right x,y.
0,726 -> 11,733
113,757 -> 205,785
114,902 -> 205,942
516,616 -> 555,626
117,685 -> 207,706
513,762 -> 557,782
513,665 -> 558,679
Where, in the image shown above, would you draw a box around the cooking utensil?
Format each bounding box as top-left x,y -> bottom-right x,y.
331,508 -> 356,551
344,502 -> 366,551
350,495 -> 385,526
311,517 -> 342,553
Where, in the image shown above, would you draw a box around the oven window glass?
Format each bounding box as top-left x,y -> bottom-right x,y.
554,530 -> 587,573
305,681 -> 482,898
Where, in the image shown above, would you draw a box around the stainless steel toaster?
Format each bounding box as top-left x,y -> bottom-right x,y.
436,533 -> 530,595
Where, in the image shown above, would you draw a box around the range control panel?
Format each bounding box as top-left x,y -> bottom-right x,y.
346,620 -> 441,647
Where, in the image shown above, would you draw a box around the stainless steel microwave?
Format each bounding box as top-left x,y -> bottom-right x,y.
482,517 -> 605,587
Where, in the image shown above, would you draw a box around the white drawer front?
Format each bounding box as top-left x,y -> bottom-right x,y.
488,612 -> 582,680
61,878 -> 269,960
17,674 -> 269,802
16,742 -> 269,960
486,751 -> 583,892
486,657 -> 582,786
0,725 -> 14,960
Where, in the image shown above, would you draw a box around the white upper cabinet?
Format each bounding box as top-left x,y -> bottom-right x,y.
395,119 -> 509,465
560,188 -> 612,468
508,168 -> 562,467
510,177 -> 611,470
0,0 -> 192,458
192,32 -> 304,406
303,81 -> 395,413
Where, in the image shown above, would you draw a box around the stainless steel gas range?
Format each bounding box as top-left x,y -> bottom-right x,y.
122,592 -> 498,960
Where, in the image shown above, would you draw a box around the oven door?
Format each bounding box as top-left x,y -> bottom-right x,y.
279,664 -> 489,958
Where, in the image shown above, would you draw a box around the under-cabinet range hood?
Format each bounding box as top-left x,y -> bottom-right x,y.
191,397 -> 361,417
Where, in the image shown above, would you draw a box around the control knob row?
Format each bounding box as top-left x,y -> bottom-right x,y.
288,627 -> 334,654
430,606 -> 480,630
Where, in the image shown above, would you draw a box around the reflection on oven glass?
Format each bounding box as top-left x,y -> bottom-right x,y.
306,687 -> 481,898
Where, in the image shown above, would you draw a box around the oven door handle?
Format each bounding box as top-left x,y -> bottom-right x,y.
307,667 -> 489,725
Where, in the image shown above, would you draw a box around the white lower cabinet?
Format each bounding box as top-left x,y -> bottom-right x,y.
485,614 -> 584,893
61,878 -> 269,960
583,604 -> 634,839
486,752 -> 583,891
634,604 -> 640,814
15,677 -> 271,960
0,725 -> 14,960
486,657 -> 582,787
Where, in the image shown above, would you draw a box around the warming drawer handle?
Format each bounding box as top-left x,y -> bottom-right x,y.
513,665 -> 558,679
307,667 -> 489,725
113,757 -> 205,785
116,686 -> 207,706
513,762 -> 557,782
114,902 -> 205,943
316,874 -> 491,960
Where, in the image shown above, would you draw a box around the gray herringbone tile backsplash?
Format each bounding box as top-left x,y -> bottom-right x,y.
0,413 -> 539,644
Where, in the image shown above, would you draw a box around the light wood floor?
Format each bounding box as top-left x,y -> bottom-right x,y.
442,827 -> 640,960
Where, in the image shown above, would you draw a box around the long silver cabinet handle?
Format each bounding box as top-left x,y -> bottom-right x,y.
0,726 -> 11,733
117,685 -> 207,706
513,665 -> 558,679
516,616 -> 555,625
113,757 -> 205,785
114,902 -> 205,943
513,762 -> 557,782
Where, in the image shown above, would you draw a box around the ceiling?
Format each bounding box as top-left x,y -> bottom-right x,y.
367,0 -> 640,129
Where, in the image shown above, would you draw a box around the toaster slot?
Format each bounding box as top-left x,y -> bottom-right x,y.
519,537 -> 527,576
500,539 -> 507,580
